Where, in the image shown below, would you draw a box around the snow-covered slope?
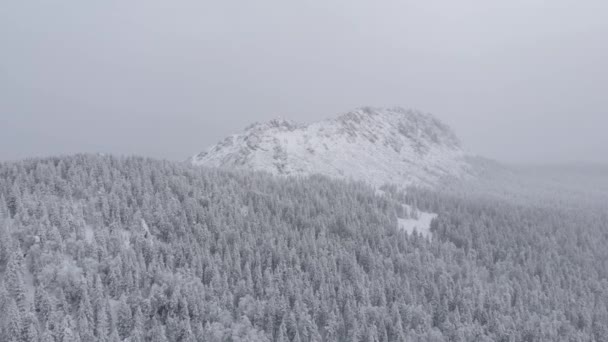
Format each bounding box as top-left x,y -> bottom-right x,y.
192,107 -> 471,188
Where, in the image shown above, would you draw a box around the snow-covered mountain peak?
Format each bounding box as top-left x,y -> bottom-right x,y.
332,107 -> 461,151
244,117 -> 301,132
192,107 -> 471,188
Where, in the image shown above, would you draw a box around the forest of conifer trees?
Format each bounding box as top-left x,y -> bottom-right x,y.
0,155 -> 607,341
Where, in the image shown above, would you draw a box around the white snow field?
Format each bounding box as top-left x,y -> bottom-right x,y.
397,205 -> 438,239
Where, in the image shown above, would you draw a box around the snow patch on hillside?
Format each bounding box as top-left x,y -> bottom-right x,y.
120,229 -> 131,248
397,205 -> 437,239
141,219 -> 150,235
84,225 -> 95,244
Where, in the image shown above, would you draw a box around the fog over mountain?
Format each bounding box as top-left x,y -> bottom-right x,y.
2,0 -> 608,163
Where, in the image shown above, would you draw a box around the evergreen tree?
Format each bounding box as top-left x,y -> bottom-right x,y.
276,318 -> 288,342
5,252 -> 27,313
4,298 -> 21,342
61,316 -> 79,342
116,296 -> 132,340
95,301 -> 110,342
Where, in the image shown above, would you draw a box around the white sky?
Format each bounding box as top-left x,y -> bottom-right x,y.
1,0 -> 607,163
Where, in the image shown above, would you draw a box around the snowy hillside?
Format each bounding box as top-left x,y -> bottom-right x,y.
192,107 -> 471,188
3,156 -> 608,342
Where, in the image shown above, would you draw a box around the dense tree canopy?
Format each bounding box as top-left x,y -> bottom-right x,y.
0,155 -> 606,341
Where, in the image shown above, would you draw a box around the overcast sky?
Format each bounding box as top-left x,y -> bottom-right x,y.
1,0 -> 607,163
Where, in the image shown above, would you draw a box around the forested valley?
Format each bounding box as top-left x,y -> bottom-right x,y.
1,155 -> 607,342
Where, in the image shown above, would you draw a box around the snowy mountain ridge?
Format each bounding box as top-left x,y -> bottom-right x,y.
192,107 -> 472,187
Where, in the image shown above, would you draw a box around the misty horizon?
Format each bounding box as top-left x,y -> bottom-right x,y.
2,1 -> 607,164
0,106 -> 606,166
